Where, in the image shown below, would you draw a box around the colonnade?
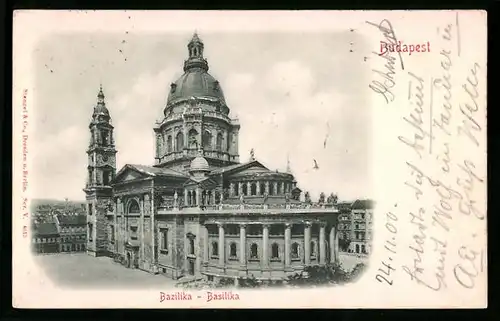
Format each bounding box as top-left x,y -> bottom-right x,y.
184,188 -> 219,207
229,181 -> 295,197
202,222 -> 338,267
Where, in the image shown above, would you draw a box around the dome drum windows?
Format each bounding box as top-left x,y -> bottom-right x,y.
202,130 -> 213,150
188,129 -> 199,149
175,132 -> 184,151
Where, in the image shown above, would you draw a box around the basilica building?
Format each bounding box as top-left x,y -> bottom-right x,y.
84,34 -> 341,282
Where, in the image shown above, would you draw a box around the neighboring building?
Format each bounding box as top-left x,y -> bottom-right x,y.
32,222 -> 60,254
336,201 -> 353,252
55,215 -> 87,252
84,33 -> 344,283
349,199 -> 374,255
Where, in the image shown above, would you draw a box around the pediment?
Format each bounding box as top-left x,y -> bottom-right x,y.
112,166 -> 150,184
226,163 -> 272,178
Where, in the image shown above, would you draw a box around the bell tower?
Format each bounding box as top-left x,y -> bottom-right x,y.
84,84 -> 117,257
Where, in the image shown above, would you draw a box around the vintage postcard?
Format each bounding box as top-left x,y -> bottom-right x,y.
12,10 -> 487,308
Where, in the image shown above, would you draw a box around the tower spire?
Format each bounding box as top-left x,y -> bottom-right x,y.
286,153 -> 292,173
97,83 -> 105,106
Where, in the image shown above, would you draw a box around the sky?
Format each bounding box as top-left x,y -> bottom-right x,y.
32,31 -> 372,202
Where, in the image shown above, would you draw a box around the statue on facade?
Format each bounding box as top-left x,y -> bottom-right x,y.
263,192 -> 269,203
189,136 -> 198,149
106,200 -> 114,212
173,190 -> 178,207
304,191 -> 312,204
249,148 -> 255,161
327,193 -> 338,204
240,194 -> 245,204
285,193 -> 290,203
318,192 -> 326,204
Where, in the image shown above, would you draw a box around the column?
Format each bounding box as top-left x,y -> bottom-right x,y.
319,223 -> 326,264
115,198 -> 120,252
238,182 -> 243,196
280,182 -> 285,195
218,223 -> 225,266
334,224 -> 339,262
196,187 -> 201,207
246,182 -> 251,196
140,196 -> 145,262
151,193 -> 156,270
265,181 -> 270,194
256,181 -> 261,195
239,224 -> 247,267
273,182 -> 278,195
212,191 -> 216,205
230,183 -> 235,197
184,189 -> 188,206
284,223 -> 291,267
329,225 -> 336,263
304,222 -> 311,265
203,224 -> 209,264
262,224 -> 269,267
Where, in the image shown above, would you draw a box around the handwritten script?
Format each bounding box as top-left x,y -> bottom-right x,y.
370,13 -> 486,293
397,14 -> 486,292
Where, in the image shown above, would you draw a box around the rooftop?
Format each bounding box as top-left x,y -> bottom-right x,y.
33,222 -> 60,237
57,215 -> 87,226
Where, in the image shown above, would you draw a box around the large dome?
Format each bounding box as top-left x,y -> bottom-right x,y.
166,33 -> 227,106
167,69 -> 226,105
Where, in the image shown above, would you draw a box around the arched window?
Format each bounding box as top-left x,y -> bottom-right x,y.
216,133 -> 223,150
188,129 -> 199,149
230,242 -> 237,257
361,244 -> 366,254
250,183 -> 257,196
271,243 -> 279,259
260,182 -> 265,195
175,132 -> 184,151
310,241 -> 316,256
250,243 -> 258,259
128,200 -> 140,214
291,242 -> 300,259
234,185 -> 239,196
211,241 -> 218,257
242,183 -> 248,196
189,238 -> 195,255
167,135 -> 172,153
202,130 -> 213,150
355,244 -> 360,253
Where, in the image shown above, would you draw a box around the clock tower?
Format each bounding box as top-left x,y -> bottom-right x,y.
84,84 -> 117,257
